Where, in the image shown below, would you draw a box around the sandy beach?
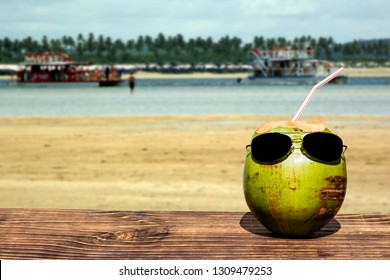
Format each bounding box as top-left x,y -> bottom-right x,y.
0,115 -> 389,214
129,67 -> 390,79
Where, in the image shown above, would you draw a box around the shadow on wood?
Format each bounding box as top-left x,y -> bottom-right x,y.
239,212 -> 341,238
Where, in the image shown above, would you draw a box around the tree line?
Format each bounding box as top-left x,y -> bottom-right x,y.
0,33 -> 389,64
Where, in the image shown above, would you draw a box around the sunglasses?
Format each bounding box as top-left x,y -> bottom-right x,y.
247,132 -> 346,165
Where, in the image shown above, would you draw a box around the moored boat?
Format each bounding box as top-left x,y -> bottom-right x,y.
16,52 -> 124,87
99,80 -> 124,87
238,47 -> 348,85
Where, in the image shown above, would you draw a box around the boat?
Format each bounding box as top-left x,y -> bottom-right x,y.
237,47 -> 348,85
16,52 -> 125,87
98,80 -> 124,87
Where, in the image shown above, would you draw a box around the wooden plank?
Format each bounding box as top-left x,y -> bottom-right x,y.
0,208 -> 389,260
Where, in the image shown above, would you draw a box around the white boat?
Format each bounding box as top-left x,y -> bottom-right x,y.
237,47 -> 348,85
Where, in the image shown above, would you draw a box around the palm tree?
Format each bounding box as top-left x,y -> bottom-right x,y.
41,35 -> 49,51
276,37 -> 287,48
155,33 -> 166,50
176,33 -> 185,50
135,35 -> 144,53
144,35 -> 153,53
49,38 -> 63,53
87,32 -> 96,53
61,36 -> 75,53
253,36 -> 265,49
97,35 -> 105,56
21,36 -> 37,53
75,34 -> 85,58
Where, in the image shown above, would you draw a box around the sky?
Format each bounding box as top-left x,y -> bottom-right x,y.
1,0 -> 389,44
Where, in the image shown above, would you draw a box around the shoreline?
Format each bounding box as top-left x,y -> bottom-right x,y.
1,67 -> 390,81
1,115 -> 389,214
134,67 -> 390,79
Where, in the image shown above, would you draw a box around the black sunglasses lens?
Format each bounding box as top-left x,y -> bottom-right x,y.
251,133 -> 292,163
303,132 -> 343,163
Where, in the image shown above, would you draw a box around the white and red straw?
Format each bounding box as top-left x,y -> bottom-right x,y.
292,67 -> 345,121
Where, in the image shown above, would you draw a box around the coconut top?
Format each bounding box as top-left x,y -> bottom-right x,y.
255,120 -> 336,134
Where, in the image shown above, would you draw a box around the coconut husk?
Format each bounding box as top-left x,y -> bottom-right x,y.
255,120 -> 336,134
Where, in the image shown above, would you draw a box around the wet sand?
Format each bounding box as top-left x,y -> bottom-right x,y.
129,67 -> 390,79
0,115 -> 389,214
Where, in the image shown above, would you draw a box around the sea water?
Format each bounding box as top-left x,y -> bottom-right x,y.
0,77 -> 389,117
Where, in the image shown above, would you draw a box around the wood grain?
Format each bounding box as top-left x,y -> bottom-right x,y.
0,209 -> 389,259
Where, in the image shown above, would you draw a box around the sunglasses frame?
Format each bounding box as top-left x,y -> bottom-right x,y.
246,131 -> 347,165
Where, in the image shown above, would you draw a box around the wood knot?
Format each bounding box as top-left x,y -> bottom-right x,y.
95,227 -> 169,242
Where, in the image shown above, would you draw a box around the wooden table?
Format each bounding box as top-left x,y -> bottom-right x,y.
0,209 -> 389,259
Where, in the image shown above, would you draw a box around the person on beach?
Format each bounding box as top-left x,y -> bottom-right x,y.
105,66 -> 110,80
128,73 -> 136,94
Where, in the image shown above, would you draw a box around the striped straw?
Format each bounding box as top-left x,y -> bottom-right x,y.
292,67 -> 345,121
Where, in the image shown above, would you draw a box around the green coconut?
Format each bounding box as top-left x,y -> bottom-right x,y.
243,120 -> 347,236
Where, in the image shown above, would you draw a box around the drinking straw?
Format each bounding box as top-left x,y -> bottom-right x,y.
292,67 -> 345,121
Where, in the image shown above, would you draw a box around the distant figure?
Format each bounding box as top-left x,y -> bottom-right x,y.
128,73 -> 136,94
117,68 -> 123,78
105,66 -> 110,80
